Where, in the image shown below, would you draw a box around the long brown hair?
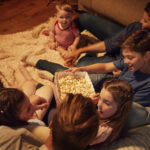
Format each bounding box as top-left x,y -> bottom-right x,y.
100,78 -> 133,144
52,94 -> 99,150
0,88 -> 28,126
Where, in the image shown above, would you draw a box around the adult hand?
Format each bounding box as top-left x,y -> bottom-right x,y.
64,49 -> 81,65
29,95 -> 49,110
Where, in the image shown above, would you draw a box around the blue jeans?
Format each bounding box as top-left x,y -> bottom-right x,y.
74,13 -> 124,40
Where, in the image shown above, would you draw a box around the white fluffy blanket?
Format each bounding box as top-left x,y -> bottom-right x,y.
0,17 -> 98,87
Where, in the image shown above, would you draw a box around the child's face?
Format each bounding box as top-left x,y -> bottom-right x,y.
57,10 -> 72,29
97,88 -> 118,119
19,96 -> 35,122
122,48 -> 146,72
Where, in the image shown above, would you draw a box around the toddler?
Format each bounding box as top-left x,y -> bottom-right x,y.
48,2 -> 80,59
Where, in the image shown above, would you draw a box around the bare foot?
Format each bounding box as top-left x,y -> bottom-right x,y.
33,48 -> 46,55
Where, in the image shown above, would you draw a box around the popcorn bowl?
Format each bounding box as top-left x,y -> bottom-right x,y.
53,71 -> 95,105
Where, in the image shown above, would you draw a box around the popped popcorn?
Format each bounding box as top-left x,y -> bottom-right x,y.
58,75 -> 95,100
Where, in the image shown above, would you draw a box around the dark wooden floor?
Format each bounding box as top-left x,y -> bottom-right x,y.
0,0 -> 78,35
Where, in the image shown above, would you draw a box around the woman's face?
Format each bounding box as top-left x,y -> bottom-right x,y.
97,88 -> 118,119
18,96 -> 35,122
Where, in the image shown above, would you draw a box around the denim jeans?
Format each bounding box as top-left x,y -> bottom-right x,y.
74,13 -> 124,40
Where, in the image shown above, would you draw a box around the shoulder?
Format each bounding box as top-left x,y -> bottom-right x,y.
126,22 -> 142,32
113,57 -> 125,69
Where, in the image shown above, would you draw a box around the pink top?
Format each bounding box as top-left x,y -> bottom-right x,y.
90,125 -> 112,145
50,21 -> 80,50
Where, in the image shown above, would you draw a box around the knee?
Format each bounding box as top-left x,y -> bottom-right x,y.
79,13 -> 92,23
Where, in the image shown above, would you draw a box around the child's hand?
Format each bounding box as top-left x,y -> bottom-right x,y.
60,50 -> 68,58
68,45 -> 76,52
48,42 -> 57,50
92,93 -> 100,104
64,59 -> 75,67
113,70 -> 122,77
30,95 -> 49,110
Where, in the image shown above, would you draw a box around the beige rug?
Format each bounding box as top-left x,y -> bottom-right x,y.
0,17 -> 99,87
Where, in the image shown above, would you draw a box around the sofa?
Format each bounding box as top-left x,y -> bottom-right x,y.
78,0 -> 150,26
77,0 -> 150,150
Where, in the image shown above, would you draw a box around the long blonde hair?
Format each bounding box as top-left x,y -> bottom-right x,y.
52,94 -> 99,150
101,78 -> 133,144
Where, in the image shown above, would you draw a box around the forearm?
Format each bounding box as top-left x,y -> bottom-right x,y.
78,62 -> 116,74
49,32 -> 55,42
78,41 -> 106,54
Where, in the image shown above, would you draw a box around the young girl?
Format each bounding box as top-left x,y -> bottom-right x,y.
48,2 -> 80,59
91,78 -> 133,145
